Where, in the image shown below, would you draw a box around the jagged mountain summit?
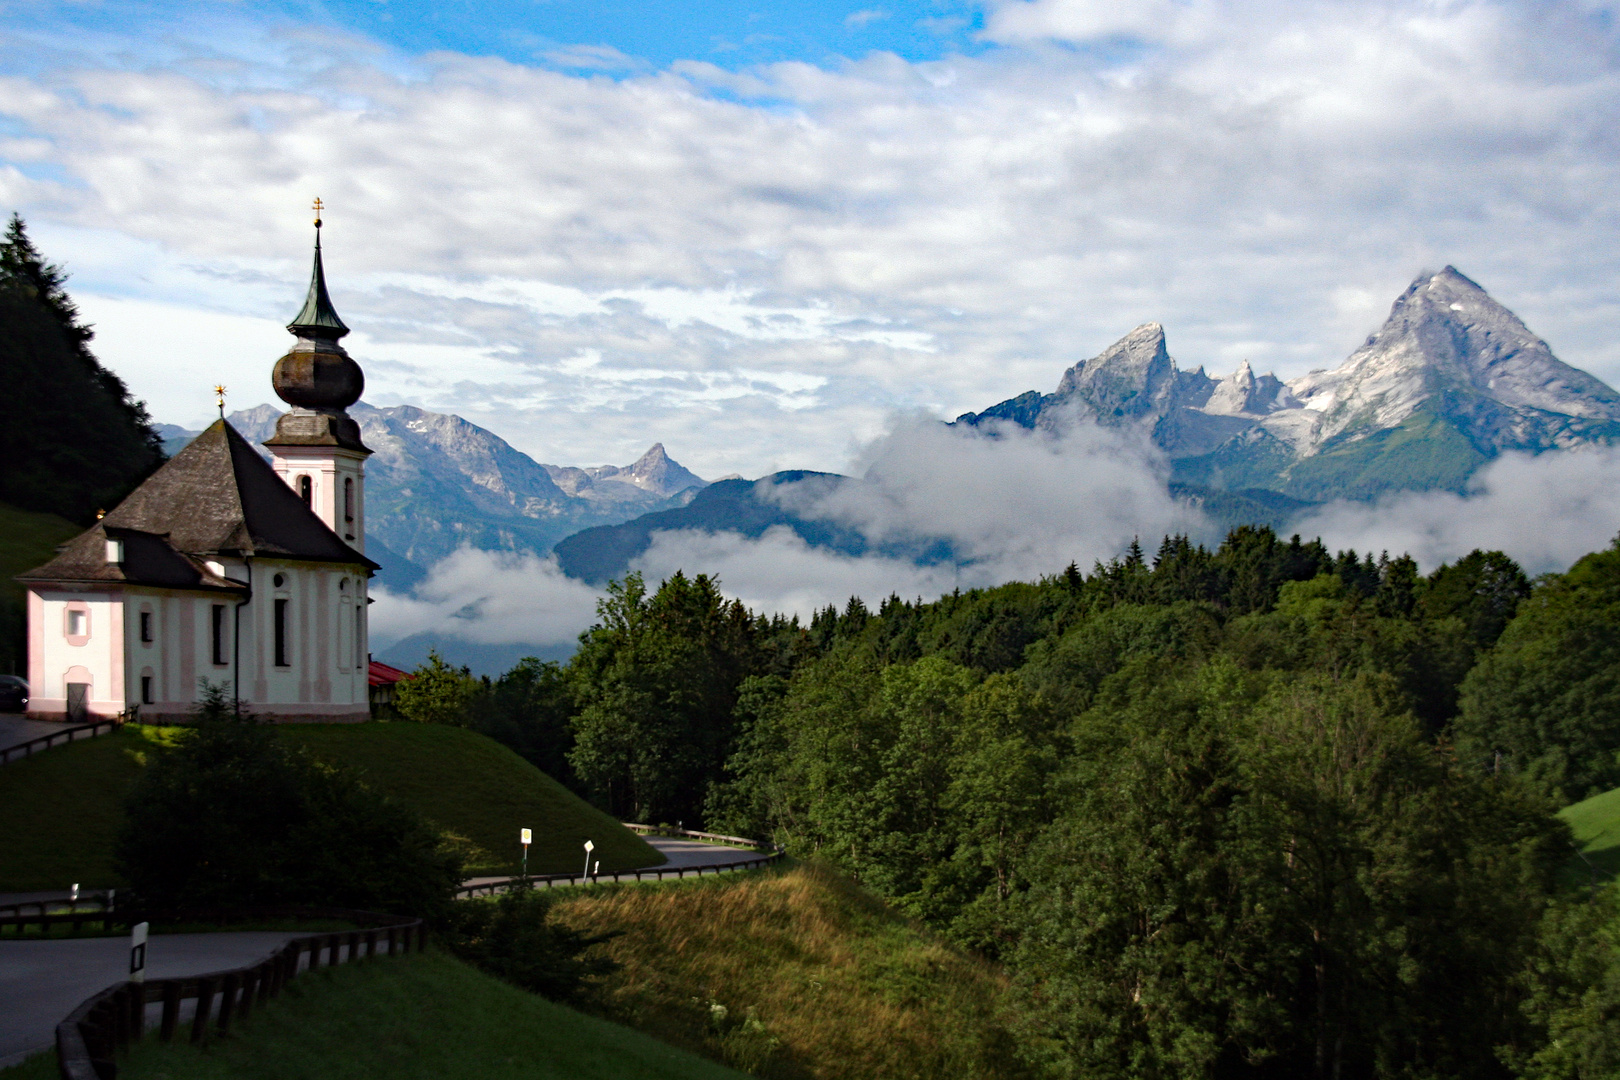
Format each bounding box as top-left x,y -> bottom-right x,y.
163,403 -> 706,588
545,443 -> 707,501
957,267 -> 1620,502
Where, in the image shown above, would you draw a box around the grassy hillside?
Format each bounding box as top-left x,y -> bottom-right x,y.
282,723 -> 662,876
0,499 -> 81,675
1560,784 -> 1620,883
45,949 -> 750,1080
0,724 -> 660,891
0,725 -> 179,891
553,860 -> 1027,1080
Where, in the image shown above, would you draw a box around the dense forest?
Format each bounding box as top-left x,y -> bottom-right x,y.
405,527 -> 1620,1079
0,216 -> 166,671
0,215 -> 165,523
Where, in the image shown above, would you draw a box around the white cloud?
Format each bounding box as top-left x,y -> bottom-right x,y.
620,417 -> 1203,617
1293,447 -> 1620,575
633,525 -> 961,618
769,415 -> 1202,580
369,548 -> 603,648
4,1 -> 1620,483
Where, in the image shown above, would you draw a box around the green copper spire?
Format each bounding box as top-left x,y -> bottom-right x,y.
287,208 -> 349,340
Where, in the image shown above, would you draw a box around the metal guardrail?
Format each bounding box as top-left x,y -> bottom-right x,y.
454,826 -> 786,900
620,823 -> 775,849
53,907 -> 426,1080
0,895 -> 118,936
0,717 -> 125,766
455,847 -> 784,898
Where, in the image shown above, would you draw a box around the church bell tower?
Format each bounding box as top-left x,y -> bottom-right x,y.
264,201 -> 371,552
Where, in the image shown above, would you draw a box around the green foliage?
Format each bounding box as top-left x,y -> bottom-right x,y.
1456,539 -> 1620,800
396,649 -> 480,726
443,884 -> 619,1003
1507,888 -> 1620,1080
462,657 -> 579,786
116,686 -> 463,916
1420,548 -> 1532,650
0,214 -> 163,522
567,571 -> 803,823
1013,665 -> 1564,1079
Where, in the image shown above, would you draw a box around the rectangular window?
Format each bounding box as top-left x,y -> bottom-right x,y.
141,676 -> 153,705
67,609 -> 86,637
139,611 -> 153,643
211,604 -> 227,665
274,598 -> 289,667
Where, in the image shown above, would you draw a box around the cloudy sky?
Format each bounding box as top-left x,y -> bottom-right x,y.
5,0 -> 1620,482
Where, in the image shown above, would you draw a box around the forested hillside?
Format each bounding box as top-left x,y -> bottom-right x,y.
0,216 -> 164,670
409,526 -> 1620,1079
0,215 -> 164,523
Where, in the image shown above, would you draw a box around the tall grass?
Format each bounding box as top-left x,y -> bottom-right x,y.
554,860 -> 1030,1080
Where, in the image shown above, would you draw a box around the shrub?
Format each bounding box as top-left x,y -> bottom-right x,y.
115,685 -> 463,916
441,883 -> 619,1003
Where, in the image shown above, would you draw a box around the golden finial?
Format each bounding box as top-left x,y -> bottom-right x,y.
312,196 -> 324,229
214,384 -> 227,418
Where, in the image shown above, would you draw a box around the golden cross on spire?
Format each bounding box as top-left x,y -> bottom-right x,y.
312,196 -> 324,228
214,384 -> 227,418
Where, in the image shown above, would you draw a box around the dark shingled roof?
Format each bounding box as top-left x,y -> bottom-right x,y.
18,525 -> 249,593
18,419 -> 376,588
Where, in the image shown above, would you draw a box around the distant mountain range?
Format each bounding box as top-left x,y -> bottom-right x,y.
158,404 -> 707,592
551,268 -> 1620,584
956,267 -> 1620,501
161,267 -> 1620,605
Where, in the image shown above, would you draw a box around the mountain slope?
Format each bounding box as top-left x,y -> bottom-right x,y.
165,405 -> 707,588
553,472 -> 870,584
958,267 -> 1620,501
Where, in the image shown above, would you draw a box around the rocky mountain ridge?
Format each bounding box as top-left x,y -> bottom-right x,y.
159,404 -> 707,590
957,267 -> 1620,501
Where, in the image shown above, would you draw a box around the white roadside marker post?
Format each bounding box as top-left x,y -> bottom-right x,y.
130,921 -> 149,984
582,839 -> 595,881
520,828 -> 531,880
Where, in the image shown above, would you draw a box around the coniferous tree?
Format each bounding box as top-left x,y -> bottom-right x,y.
0,213 -> 164,521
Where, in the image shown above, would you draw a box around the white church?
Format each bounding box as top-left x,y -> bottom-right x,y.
20,214 -> 379,722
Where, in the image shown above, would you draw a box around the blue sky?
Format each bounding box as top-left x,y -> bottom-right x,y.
5,0 -> 991,71
7,0 -> 1620,637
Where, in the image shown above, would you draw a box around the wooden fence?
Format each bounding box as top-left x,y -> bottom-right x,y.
53,908 -> 425,1080
0,717 -> 124,766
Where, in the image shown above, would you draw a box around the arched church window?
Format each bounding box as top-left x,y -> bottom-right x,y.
344,478 -> 354,523
298,475 -> 312,506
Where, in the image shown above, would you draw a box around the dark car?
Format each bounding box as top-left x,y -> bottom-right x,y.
0,675 -> 28,713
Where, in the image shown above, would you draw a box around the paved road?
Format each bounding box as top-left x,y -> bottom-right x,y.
0,716 -> 67,754
461,836 -> 775,893
647,837 -> 771,868
0,931 -> 308,1069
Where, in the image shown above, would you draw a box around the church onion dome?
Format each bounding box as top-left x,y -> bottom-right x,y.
272,215 -> 364,413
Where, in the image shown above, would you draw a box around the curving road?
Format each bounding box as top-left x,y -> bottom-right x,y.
0,930 -> 310,1069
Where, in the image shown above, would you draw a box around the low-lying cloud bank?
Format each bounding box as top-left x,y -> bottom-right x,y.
634,417 -> 1206,618
1294,447 -> 1620,575
369,548 -> 602,651
371,433 -> 1620,658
